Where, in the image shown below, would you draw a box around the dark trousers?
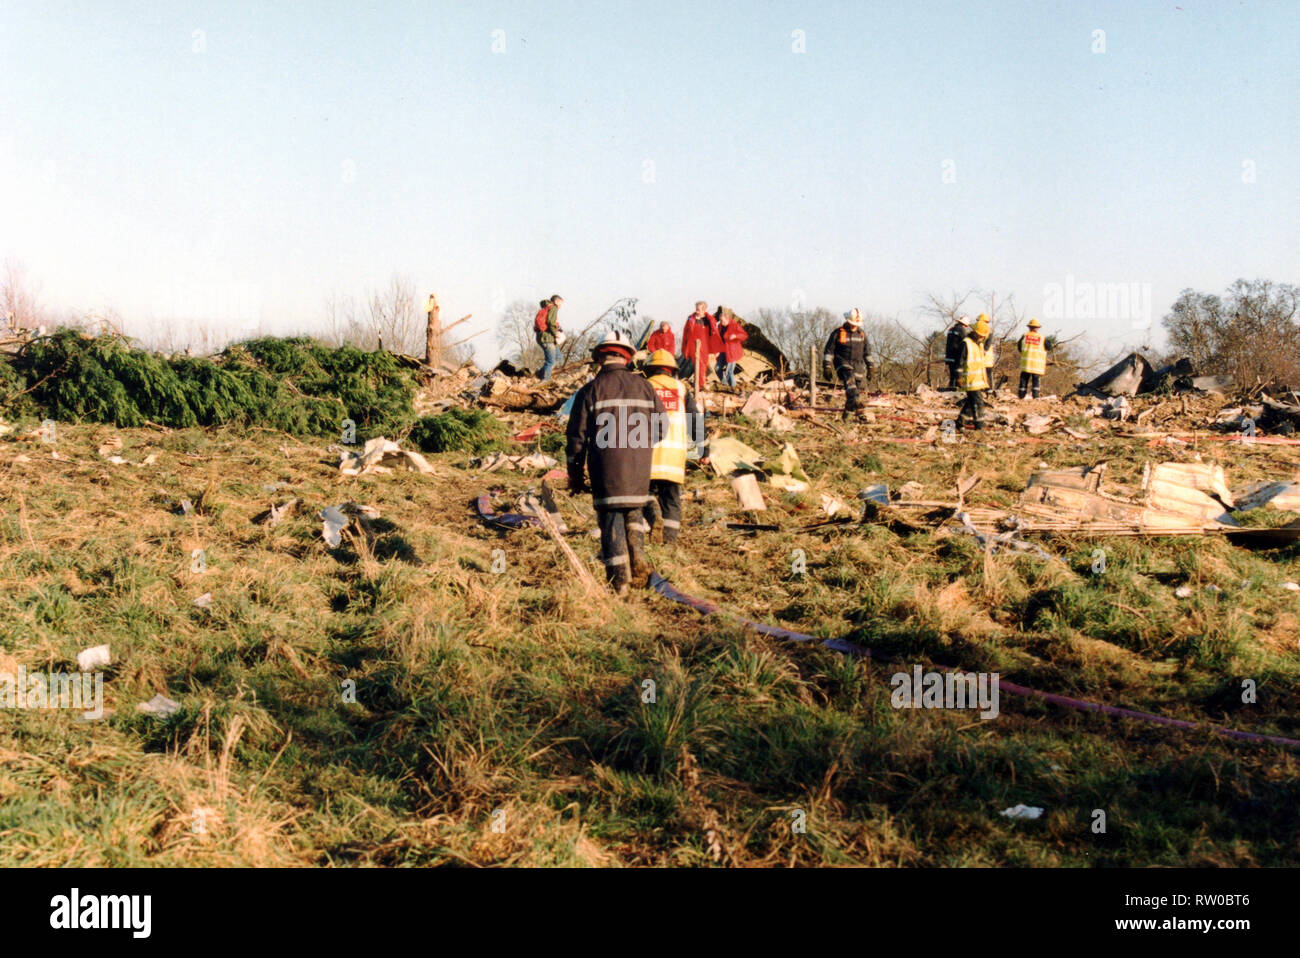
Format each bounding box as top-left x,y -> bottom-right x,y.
597,506 -> 648,589
643,479 -> 684,543
945,361 -> 959,390
836,363 -> 865,418
957,389 -> 986,428
1018,372 -> 1041,399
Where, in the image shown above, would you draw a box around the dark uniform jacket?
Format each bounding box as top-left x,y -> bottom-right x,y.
944,325 -> 966,365
823,323 -> 871,371
566,362 -> 667,509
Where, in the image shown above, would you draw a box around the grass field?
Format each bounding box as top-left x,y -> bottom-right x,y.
2,409 -> 1299,866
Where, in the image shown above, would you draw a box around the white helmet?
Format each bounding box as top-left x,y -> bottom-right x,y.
956,314 -> 971,327
845,308 -> 862,327
592,330 -> 635,360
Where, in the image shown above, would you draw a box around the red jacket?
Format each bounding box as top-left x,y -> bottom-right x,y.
720,320 -> 748,362
706,314 -> 724,353
646,328 -> 675,355
680,314 -> 711,362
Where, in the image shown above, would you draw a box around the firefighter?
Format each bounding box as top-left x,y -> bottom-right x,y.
944,315 -> 970,390
956,315 -> 991,430
640,350 -> 707,545
566,332 -> 666,595
1017,318 -> 1049,399
822,308 -> 872,421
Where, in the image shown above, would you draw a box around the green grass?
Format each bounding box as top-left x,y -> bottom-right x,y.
1,412 -> 1298,866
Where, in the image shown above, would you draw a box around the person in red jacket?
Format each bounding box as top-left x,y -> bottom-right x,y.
679,301 -> 711,391
713,309 -> 748,388
645,320 -> 675,356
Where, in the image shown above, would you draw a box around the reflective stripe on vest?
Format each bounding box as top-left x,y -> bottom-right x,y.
648,373 -> 688,484
1020,332 -> 1046,374
961,338 -> 988,391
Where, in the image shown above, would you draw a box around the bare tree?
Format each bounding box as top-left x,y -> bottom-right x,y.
757,306 -> 840,372
366,274 -> 422,353
1162,279 -> 1300,388
496,299 -> 544,370
2,258 -> 44,334
321,290 -> 367,348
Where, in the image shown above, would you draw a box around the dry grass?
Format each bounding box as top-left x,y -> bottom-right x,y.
2,393 -> 1299,866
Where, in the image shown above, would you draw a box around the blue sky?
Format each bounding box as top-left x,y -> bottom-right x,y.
2,0 -> 1297,362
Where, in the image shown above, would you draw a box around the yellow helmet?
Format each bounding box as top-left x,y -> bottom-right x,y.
646,349 -> 677,371
973,317 -> 991,337
1027,318 -> 1042,329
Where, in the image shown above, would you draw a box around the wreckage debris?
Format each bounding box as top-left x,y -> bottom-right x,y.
320,502 -> 381,548
469,451 -> 559,473
338,437 -> 434,476
255,498 -> 301,527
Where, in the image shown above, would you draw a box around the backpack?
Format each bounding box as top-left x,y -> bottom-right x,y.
534,303 -> 551,333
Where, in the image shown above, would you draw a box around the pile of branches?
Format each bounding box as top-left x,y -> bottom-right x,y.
0,331 -> 418,439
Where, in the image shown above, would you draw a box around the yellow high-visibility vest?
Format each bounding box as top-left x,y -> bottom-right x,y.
648,373 -> 689,484
1019,332 -> 1046,375
960,338 -> 988,391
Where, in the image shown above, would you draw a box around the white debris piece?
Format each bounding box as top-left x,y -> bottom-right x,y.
820,493 -> 849,517
137,693 -> 181,717
338,437 -> 435,476
1174,585 -> 1194,599
320,503 -> 381,548
77,644 -> 111,670
193,592 -> 212,609
1282,582 -> 1300,592
1000,804 -> 1043,820
320,506 -> 348,548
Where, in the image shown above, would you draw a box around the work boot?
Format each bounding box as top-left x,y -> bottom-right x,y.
628,531 -> 651,587
609,564 -> 631,596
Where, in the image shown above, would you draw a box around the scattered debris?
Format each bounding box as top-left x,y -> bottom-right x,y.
706,436 -> 764,476
338,437 -> 435,476
897,480 -> 925,501
193,593 -> 212,608
137,693 -> 182,717
731,472 -> 766,511
1232,480 -> 1300,513
1000,804 -> 1044,821
77,644 -> 111,670
764,443 -> 810,493
1021,414 -> 1054,435
469,451 -> 559,473
319,502 -> 381,547
255,498 -> 301,527
820,493 -> 850,517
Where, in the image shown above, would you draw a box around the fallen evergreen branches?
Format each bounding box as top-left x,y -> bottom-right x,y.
1,331 -> 418,438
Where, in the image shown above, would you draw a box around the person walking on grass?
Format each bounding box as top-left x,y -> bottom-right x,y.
566,332 -> 666,596
641,349 -> 706,545
822,308 -> 872,421
535,294 -> 564,381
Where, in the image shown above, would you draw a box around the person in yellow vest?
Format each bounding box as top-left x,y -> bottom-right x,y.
956,315 -> 991,430
1017,318 -> 1049,399
641,349 -> 706,544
